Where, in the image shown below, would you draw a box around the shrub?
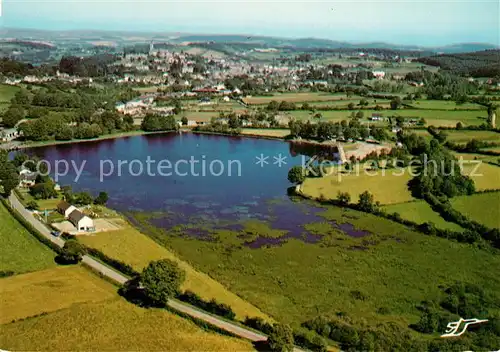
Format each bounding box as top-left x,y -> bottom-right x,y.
243,316 -> 274,334
141,259 -> 185,306
177,290 -> 236,320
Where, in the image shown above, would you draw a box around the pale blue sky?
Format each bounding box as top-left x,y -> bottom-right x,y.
2,0 -> 499,46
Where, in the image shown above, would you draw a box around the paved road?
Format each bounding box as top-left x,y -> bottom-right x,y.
7,193 -> 298,346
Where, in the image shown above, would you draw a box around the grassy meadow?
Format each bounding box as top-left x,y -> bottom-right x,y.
0,202 -> 55,274
443,130 -> 500,144
0,84 -> 20,112
300,166 -> 414,205
451,192 -> 500,229
287,108 -> 486,127
408,100 -> 485,110
78,223 -> 270,321
0,266 -> 116,324
382,200 -> 463,231
135,205 -> 500,330
462,162 -> 500,191
0,299 -> 254,351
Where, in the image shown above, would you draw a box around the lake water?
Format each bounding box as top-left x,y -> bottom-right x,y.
24,133 -> 367,245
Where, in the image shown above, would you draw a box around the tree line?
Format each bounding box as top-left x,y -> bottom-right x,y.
288,118 -> 389,142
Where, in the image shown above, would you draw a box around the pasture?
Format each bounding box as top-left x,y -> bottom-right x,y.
145,204 -> 500,329
300,166 -> 415,205
0,299 -> 254,351
0,202 -> 55,274
451,192 -> 500,229
78,223 -> 269,320
408,100 -> 485,110
0,84 -> 20,112
17,189 -> 63,210
243,92 -> 348,105
287,108 -> 486,127
462,162 -> 500,191
382,200 -> 463,231
0,266 -> 115,324
443,130 -> 500,144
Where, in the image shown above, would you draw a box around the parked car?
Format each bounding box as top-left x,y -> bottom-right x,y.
51,230 -> 61,237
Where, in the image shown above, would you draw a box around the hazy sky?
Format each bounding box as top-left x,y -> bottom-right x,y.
2,0 -> 499,46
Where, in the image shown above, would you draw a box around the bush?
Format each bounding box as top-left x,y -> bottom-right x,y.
141,259 -> 185,306
293,327 -> 328,352
243,316 -> 274,334
57,239 -> 86,264
177,290 -> 236,320
26,200 -> 39,210
350,290 -> 369,301
0,270 -> 15,278
268,324 -> 294,352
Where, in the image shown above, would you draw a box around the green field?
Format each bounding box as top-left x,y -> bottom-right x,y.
301,166 -> 415,205
451,192 -> 500,228
0,202 -> 55,274
382,200 -> 463,231
135,204 -> 500,332
0,84 -> 20,112
408,100 -> 485,110
16,189 -> 63,210
287,108 -> 486,127
443,130 -> 500,144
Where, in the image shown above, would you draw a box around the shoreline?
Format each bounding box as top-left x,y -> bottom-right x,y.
3,128 -> 295,151
3,130 -> 176,151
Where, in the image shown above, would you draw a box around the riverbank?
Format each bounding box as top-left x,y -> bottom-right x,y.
1,130 -> 174,151
2,128 -> 294,151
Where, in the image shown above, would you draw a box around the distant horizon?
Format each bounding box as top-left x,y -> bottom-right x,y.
1,26 -> 499,49
2,0 -> 499,47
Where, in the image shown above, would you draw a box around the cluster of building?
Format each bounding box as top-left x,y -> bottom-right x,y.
57,201 -> 95,232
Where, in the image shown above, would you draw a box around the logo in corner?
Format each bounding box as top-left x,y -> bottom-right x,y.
440,318 -> 488,338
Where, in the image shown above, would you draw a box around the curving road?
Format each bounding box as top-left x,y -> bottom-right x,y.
7,193 -> 300,346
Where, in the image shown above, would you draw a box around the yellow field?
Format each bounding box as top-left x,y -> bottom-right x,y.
78,224 -> 270,320
0,266 -> 116,324
301,166 -> 415,205
462,162 -> 500,191
240,128 -> 290,138
0,298 -> 254,351
243,92 -> 347,105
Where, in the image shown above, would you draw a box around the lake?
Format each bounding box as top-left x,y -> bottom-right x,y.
24,133 -> 365,245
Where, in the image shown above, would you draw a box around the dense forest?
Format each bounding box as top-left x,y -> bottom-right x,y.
416,50 -> 500,77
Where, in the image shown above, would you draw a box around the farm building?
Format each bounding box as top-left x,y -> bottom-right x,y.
57,201 -> 78,218
18,167 -> 38,188
1,128 -> 20,142
370,113 -> 385,121
68,210 -> 95,232
372,71 -> 386,79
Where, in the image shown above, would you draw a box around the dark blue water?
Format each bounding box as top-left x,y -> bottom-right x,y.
24,133 -> 368,245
